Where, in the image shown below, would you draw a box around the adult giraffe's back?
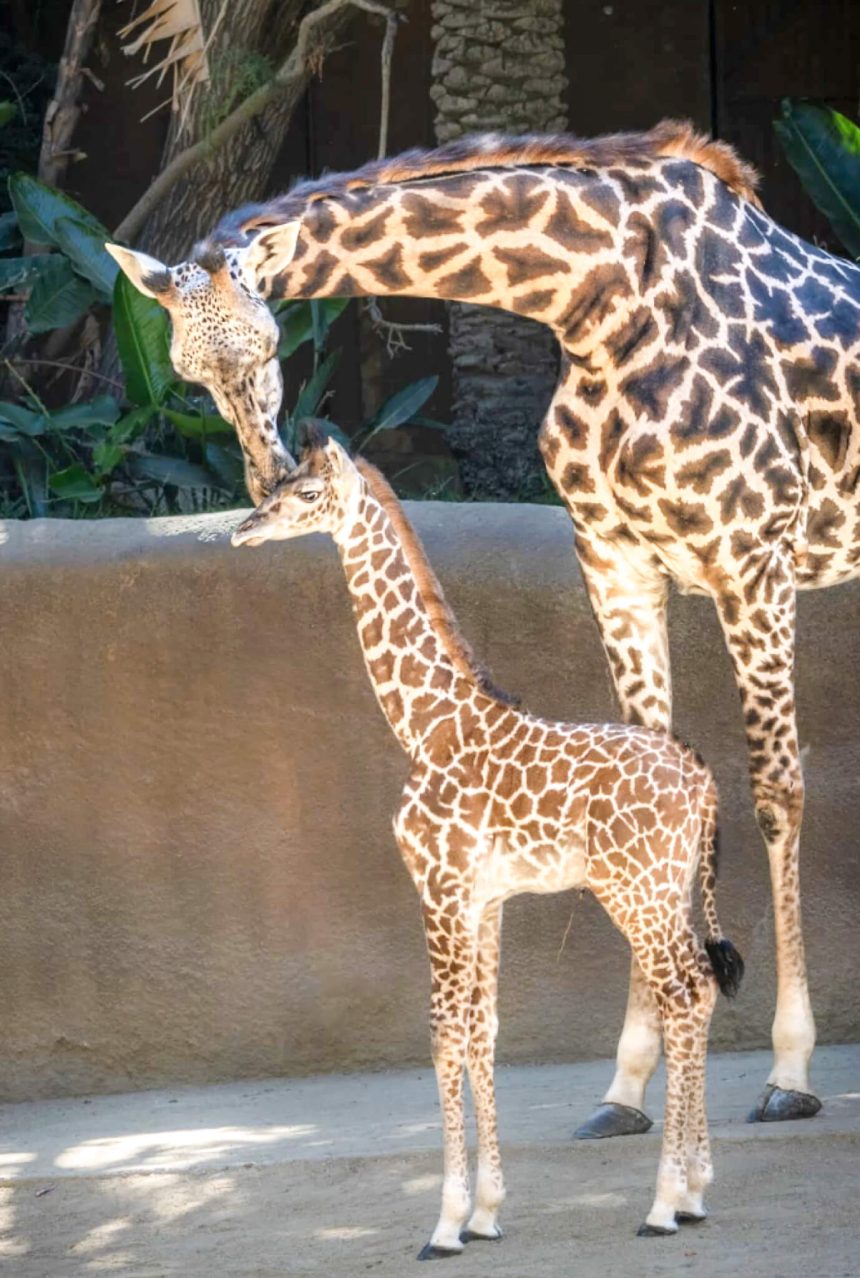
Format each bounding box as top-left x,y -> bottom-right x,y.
108,118 -> 860,1130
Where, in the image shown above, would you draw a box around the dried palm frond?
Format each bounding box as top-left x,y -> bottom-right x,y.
118,0 -> 213,129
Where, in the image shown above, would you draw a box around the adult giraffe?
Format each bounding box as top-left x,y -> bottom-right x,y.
108,118 -> 859,1131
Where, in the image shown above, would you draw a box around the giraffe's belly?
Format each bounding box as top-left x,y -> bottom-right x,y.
474,832 -> 589,909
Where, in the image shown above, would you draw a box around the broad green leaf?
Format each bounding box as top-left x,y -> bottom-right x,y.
410,414 -> 451,432
363,375 -> 439,443
0,101 -> 16,128
53,217 -> 119,296
774,100 -> 860,258
9,172 -> 107,248
49,463 -> 103,503
93,441 -> 125,475
0,401 -> 47,436
24,256 -> 98,333
49,395 -> 120,431
127,452 -> 223,490
112,272 -> 174,406
291,349 -> 341,426
0,211 -> 21,251
0,254 -> 54,291
164,407 -> 234,438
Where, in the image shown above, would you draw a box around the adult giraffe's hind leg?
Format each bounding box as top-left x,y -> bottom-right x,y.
571,532 -> 673,1139
715,557 -> 819,1121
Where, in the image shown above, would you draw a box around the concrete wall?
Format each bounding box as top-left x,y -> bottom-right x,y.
0,505 -> 858,1102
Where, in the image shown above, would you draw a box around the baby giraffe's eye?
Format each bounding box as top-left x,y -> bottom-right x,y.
299,489 -> 319,503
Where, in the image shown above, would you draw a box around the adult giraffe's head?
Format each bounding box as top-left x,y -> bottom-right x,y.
105,225 -> 304,504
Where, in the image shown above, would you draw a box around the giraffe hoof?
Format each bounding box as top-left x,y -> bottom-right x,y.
637,1222 -> 677,1237
417,1242 -> 462,1261
747,1084 -> 822,1123
675,1211 -> 708,1225
459,1228 -> 503,1244
573,1102 -> 653,1139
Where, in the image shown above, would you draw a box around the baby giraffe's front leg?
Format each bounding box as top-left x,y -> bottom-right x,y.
418,904 -> 479,1261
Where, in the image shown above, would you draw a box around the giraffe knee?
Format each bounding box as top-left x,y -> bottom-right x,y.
753,770 -> 804,841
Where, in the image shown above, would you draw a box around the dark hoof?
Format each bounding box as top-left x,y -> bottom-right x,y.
459,1228 -> 503,1244
747,1084 -> 822,1123
675,1212 -> 707,1225
637,1222 -> 677,1237
417,1242 -> 462,1261
573,1102 -> 653,1140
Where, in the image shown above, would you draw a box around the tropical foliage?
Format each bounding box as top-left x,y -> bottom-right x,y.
774,99 -> 860,259
0,174 -> 442,517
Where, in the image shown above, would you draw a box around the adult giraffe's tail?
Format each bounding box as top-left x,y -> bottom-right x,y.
698,772 -> 745,999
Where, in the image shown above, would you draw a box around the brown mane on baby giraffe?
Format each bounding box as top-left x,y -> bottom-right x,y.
354,457 -> 516,706
231,432 -> 744,1258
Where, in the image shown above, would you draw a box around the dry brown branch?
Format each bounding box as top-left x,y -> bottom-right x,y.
114,0 -> 400,244
39,0 -> 102,188
364,297 -> 442,358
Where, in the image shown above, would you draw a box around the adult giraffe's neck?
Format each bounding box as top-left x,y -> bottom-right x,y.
266,168 -> 634,357
333,462 -> 495,758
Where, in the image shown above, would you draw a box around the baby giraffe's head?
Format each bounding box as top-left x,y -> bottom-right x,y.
231,428 -> 360,548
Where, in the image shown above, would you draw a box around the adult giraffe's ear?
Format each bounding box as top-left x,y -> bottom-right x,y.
104,244 -> 176,304
240,222 -> 301,291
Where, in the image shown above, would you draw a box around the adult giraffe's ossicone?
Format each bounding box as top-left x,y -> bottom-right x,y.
106,117 -> 857,1130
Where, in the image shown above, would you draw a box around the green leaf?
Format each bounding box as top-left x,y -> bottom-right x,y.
291,349 -> 341,425
0,211 -> 21,251
93,441 -> 125,475
49,395 -> 120,431
9,172 -> 107,249
203,441 -> 244,488
0,101 -> 17,128
363,375 -> 439,443
48,463 -> 103,503
111,405 -> 155,443
0,254 -> 54,291
164,407 -> 234,438
277,296 -> 350,358
53,217 -> 119,296
24,256 -> 98,333
112,272 -> 174,406
774,100 -> 860,258
0,401 -> 47,436
127,452 -> 223,490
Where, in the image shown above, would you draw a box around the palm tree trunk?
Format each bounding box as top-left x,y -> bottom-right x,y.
430,0 -> 567,497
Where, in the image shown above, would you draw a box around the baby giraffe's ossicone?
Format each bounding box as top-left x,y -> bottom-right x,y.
233,430 -> 744,1256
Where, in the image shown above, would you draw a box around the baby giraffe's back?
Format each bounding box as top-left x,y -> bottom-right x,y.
477,706 -> 714,911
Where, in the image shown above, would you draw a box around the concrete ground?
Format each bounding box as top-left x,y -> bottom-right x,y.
1,1044 -> 858,1278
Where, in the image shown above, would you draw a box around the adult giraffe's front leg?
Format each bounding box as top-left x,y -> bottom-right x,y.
570,529 -> 674,1139
715,553 -> 819,1121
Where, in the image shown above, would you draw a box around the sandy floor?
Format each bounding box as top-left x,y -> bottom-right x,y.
2,1047 -> 858,1278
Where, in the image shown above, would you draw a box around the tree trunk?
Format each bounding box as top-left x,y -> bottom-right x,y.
429,0 -> 567,498
139,0 -> 345,259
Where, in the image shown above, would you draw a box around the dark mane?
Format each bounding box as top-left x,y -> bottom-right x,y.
353,458 -> 519,709
212,119 -> 761,243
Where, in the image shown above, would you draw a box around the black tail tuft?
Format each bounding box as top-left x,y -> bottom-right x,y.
705,938 -> 745,999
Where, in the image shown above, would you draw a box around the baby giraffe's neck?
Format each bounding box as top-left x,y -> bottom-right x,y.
333,464 -> 496,758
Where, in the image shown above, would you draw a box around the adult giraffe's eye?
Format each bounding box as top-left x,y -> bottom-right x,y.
299,490 -> 319,503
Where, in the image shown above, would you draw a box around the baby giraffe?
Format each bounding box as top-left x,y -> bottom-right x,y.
232,429 -> 744,1258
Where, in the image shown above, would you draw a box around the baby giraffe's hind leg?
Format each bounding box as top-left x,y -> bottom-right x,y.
639,953 -> 717,1237
461,903 -> 505,1244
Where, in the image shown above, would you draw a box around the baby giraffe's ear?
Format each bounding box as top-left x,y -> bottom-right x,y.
323,436 -> 356,476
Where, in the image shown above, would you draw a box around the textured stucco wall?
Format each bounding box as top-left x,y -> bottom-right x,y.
0,505 -> 858,1102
